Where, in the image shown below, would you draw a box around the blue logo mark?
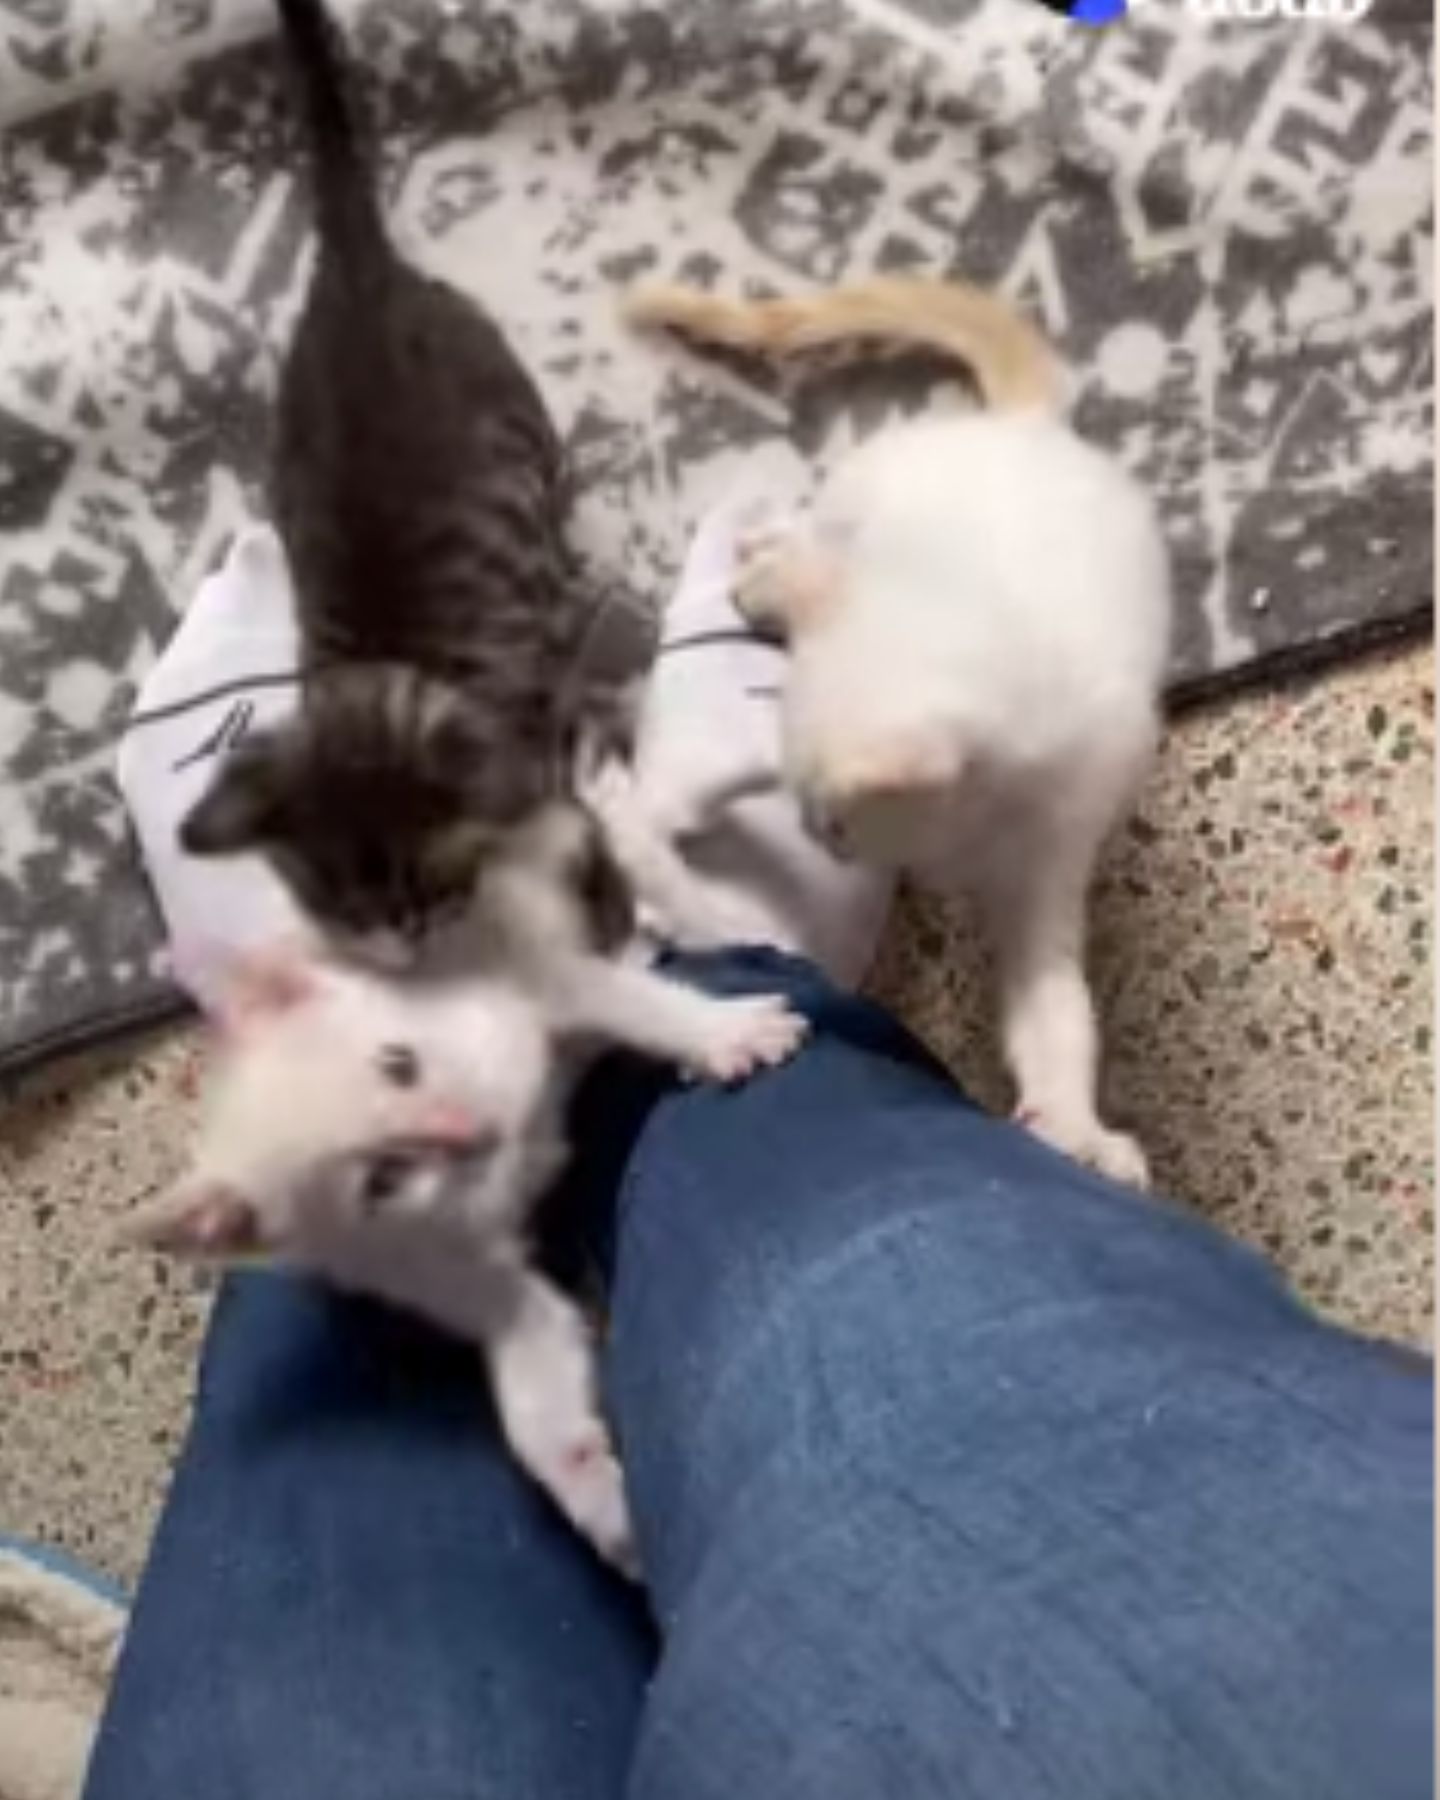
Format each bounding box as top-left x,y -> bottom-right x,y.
1068,0 -> 1127,21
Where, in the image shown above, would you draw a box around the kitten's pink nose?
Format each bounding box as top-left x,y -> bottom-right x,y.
414,1101 -> 495,1150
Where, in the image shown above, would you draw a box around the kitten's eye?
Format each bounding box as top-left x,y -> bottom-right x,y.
359,1153 -> 412,1215
376,1043 -> 421,1087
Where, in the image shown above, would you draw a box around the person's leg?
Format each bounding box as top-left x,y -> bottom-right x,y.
84,1274 -> 653,1800
564,949 -> 1432,1800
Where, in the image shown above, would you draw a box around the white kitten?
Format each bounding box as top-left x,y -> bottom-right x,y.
626,277 -> 1171,1184
127,791 -> 812,1574
124,949 -> 637,1573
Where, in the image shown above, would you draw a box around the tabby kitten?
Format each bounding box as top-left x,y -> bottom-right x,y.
182,0 -> 595,962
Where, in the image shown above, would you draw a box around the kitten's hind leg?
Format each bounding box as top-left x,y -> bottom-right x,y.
484,1266 -> 638,1577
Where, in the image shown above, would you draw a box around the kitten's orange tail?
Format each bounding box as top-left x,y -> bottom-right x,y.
622,276 -> 1064,414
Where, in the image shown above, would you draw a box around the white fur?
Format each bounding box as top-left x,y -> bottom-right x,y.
739,408 -> 1170,1184
129,956 -> 639,1572
188,967 -> 556,1233
458,800 -> 810,1082
485,1266 -> 636,1574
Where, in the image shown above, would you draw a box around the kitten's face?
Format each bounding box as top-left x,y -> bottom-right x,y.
785,669 -> 968,869
125,949 -> 555,1266
181,668 -> 551,964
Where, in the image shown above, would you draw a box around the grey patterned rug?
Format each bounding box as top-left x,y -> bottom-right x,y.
0,0 -> 1431,1073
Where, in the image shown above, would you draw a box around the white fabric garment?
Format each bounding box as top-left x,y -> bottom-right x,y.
115,527 -> 304,1015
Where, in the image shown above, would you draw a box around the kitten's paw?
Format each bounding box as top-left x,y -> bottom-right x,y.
733,525 -> 799,632
554,1426 -> 640,1579
1084,1129 -> 1151,1191
1017,1108 -> 1151,1190
690,994 -> 809,1085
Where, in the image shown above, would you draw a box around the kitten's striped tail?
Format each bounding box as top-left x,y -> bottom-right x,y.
622,276 -> 1064,415
274,0 -> 385,260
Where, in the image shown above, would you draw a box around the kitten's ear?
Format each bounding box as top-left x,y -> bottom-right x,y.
180,743 -> 286,856
119,1179 -> 266,1261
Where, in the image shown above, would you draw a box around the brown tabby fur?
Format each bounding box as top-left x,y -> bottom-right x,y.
183,0 -> 609,954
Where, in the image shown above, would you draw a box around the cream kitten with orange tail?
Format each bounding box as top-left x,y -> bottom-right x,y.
626,277 -> 1171,1186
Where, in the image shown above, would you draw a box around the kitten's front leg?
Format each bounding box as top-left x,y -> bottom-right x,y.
487,810 -> 807,1077
735,521 -> 843,636
550,953 -> 808,1083
484,1267 -> 638,1577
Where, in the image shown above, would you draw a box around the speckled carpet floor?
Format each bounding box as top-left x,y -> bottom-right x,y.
0,646 -> 1431,1590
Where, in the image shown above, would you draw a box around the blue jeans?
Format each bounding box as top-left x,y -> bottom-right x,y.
85,951 -> 1433,1799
